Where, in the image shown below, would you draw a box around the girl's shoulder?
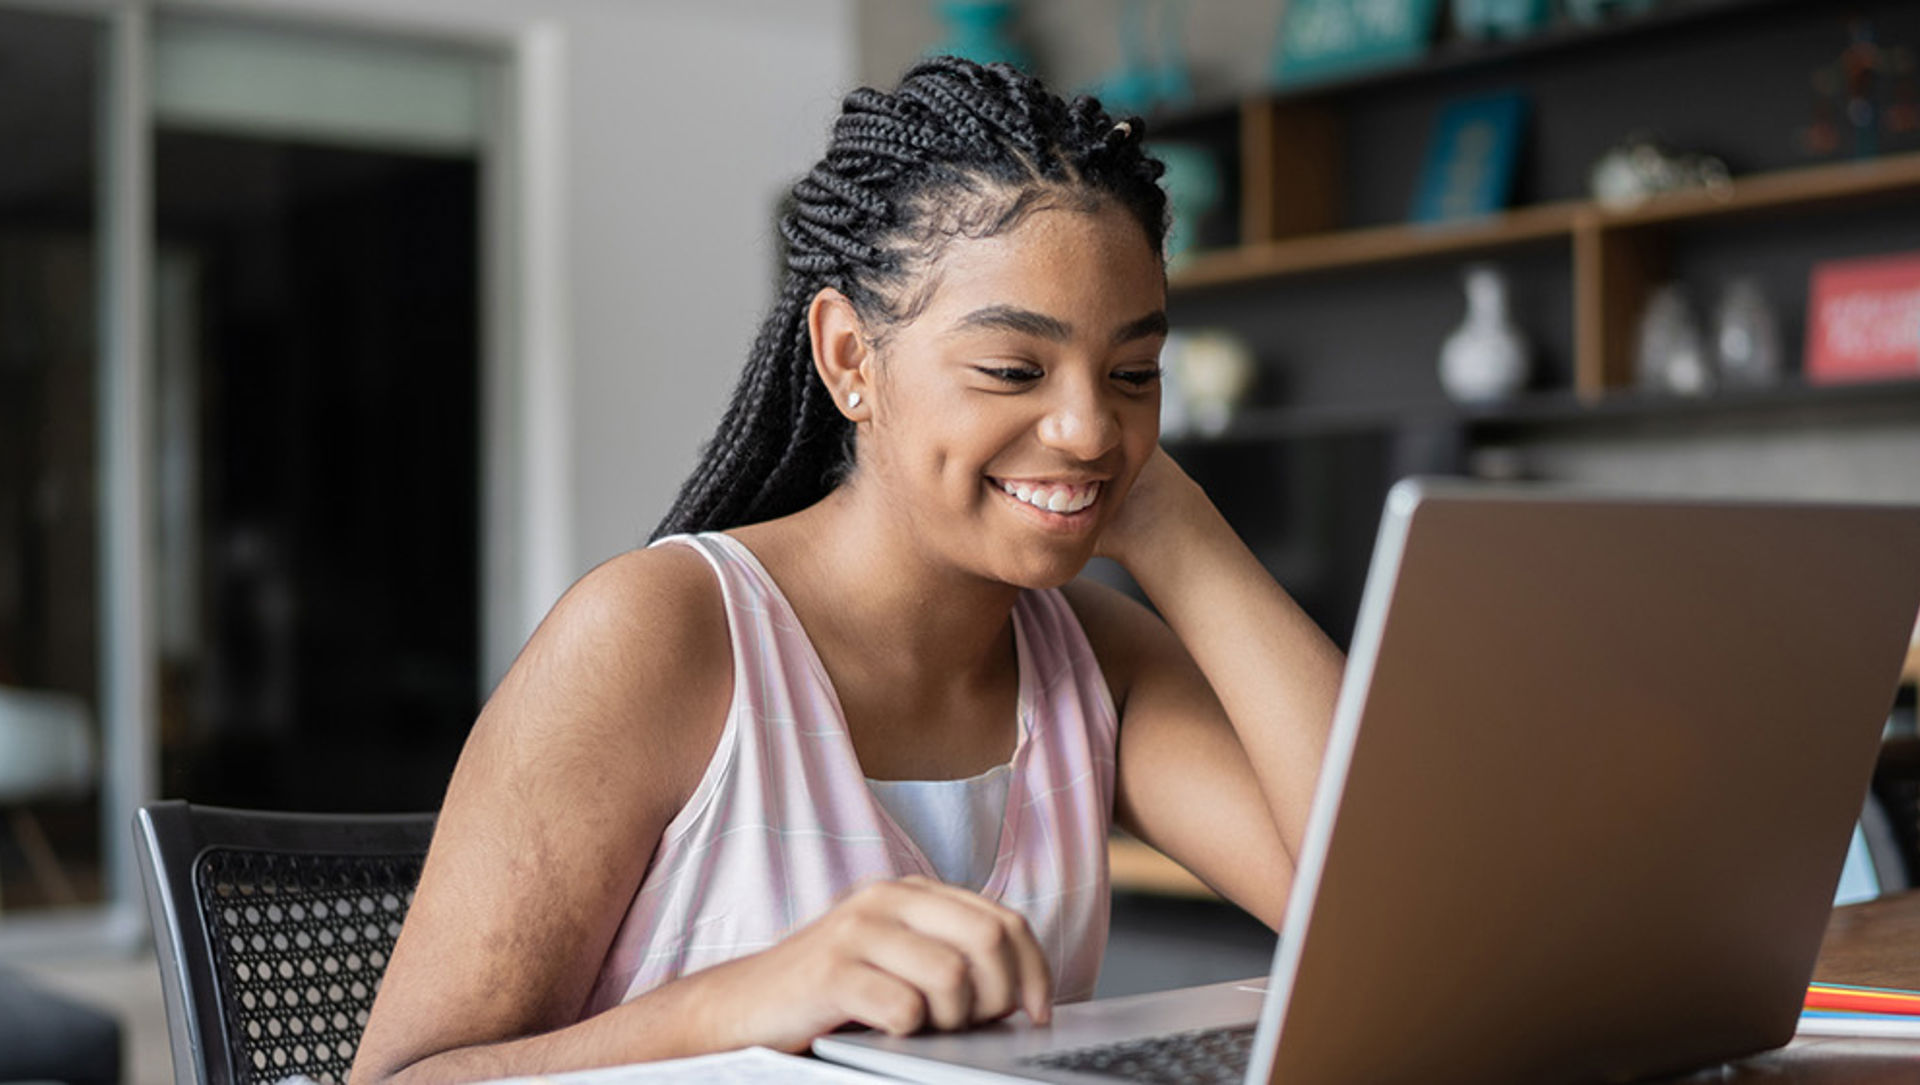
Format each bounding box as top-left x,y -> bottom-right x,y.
548,542 -> 734,704
480,543 -> 735,796
577,539 -> 726,614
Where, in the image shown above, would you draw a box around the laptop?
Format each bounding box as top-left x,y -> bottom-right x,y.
813,478 -> 1920,1084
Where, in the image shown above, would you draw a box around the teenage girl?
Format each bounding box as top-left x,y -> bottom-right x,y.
353,56 -> 1343,1083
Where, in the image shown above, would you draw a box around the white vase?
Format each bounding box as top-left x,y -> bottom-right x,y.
1636,284 -> 1712,396
1173,330 -> 1255,436
1439,264 -> 1529,404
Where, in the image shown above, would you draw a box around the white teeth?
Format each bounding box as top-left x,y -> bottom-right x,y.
997,479 -> 1100,514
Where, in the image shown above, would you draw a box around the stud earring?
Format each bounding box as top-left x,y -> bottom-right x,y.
848,391 -> 862,410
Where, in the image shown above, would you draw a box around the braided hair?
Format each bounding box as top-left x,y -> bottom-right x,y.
650,56 -> 1169,541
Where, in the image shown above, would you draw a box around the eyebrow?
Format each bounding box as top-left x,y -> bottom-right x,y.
1113,310 -> 1170,345
952,305 -> 1169,346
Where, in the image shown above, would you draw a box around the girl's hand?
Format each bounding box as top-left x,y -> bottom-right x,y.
701,876 -> 1053,1053
1096,445 -> 1210,573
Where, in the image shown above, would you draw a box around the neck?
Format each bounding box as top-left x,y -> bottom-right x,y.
726,476 -> 1033,780
731,479 -> 1021,690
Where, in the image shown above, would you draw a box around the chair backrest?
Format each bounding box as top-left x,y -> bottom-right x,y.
1873,733 -> 1920,888
1858,792 -> 1907,895
134,800 -> 436,1085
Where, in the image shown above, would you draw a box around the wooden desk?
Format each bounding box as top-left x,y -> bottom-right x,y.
1815,890 -> 1920,990
1648,891 -> 1920,1082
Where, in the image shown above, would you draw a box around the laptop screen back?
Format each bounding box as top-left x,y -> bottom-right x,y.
1254,481 -> 1920,1084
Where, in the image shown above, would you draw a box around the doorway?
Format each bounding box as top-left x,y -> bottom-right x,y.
152,128 -> 480,812
0,5 -> 105,913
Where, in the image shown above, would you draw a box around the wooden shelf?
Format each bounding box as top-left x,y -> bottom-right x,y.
1469,377 -> 1920,431
1171,402 -> 1443,443
1588,152 -> 1920,231
1170,150 -> 1920,295
1170,201 -> 1580,288
1108,835 -> 1217,899
1170,144 -> 1920,398
1167,378 -> 1920,445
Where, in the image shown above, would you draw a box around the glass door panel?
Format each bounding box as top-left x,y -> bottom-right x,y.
151,18 -> 489,812
0,6 -> 105,914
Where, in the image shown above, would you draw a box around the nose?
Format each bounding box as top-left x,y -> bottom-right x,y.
1036,374 -> 1121,461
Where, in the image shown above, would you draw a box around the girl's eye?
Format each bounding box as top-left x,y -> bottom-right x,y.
975,365 -> 1042,385
1114,366 -> 1162,388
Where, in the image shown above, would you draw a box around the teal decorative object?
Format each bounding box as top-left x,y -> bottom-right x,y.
933,1 -> 1029,70
1152,0 -> 1193,105
1085,0 -> 1193,116
1272,0 -> 1443,87
1453,0 -> 1550,41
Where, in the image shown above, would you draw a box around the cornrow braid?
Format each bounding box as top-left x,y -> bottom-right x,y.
650,55 -> 1169,540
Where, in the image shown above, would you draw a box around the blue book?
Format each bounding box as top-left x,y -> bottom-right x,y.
1410,93 -> 1528,224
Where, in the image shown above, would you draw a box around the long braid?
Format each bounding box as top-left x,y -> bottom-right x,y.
650,56 -> 1168,540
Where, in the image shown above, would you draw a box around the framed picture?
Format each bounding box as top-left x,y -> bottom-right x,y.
1272,0 -> 1443,88
1805,251 -> 1920,384
1409,93 -> 1527,223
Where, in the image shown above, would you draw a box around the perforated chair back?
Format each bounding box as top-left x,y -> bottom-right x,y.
134,800 -> 435,1085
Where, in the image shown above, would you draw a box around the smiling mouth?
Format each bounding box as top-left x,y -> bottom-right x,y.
992,478 -> 1102,516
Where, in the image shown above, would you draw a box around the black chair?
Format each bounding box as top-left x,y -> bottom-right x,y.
0,967 -> 122,1085
1871,733 -> 1920,890
133,800 -> 435,1085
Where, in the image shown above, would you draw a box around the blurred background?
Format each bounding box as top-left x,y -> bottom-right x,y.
1,0 -> 850,945
4,1 -> 1920,1081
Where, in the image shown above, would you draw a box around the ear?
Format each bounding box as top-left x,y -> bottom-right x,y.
808,287 -> 874,421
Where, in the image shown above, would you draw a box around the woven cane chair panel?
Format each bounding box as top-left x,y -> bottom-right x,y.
195,847 -> 422,1084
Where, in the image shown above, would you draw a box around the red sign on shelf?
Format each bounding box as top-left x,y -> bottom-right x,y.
1805,252 -> 1920,384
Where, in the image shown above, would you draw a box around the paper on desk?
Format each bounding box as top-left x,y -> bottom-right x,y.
1797,1012 -> 1920,1040
478,1046 -> 884,1083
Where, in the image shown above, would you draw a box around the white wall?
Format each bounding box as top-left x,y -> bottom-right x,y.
186,0 -> 853,584
560,3 -> 852,567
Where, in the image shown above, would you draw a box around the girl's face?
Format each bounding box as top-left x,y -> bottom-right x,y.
857,200 -> 1167,589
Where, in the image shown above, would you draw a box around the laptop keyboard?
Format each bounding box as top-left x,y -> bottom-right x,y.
1018,1022 -> 1256,1084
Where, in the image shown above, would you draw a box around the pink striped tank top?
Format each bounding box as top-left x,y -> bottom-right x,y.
581,531 -> 1118,1016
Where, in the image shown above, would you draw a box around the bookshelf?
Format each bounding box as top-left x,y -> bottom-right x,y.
1142,0 -> 1920,656
1174,152 -> 1920,400
1106,2 -> 1920,899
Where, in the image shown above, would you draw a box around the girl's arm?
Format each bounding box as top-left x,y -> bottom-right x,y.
1071,448 -> 1346,929
352,549 -> 1049,1085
